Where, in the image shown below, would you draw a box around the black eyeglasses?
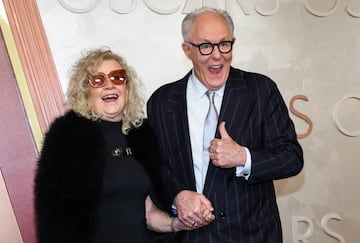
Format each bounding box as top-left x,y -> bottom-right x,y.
186,40 -> 234,55
89,69 -> 127,88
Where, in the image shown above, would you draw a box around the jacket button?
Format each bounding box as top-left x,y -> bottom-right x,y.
219,212 -> 226,219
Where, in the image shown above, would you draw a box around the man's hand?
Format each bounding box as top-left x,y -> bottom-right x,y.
174,190 -> 215,228
209,121 -> 246,168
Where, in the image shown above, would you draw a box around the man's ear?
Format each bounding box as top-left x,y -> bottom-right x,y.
181,42 -> 192,59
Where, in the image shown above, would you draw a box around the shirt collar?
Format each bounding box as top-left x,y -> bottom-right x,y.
188,71 -> 226,99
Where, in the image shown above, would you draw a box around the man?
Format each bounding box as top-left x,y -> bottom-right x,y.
147,7 -> 303,243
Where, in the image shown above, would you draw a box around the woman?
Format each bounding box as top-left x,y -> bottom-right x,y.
34,47 -> 212,243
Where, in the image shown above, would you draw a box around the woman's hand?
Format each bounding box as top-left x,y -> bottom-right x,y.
171,203 -> 215,232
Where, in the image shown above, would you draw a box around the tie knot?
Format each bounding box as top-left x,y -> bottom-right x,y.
206,90 -> 215,103
205,90 -> 218,117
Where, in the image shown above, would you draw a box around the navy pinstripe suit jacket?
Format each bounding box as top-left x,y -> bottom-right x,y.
147,67 -> 303,243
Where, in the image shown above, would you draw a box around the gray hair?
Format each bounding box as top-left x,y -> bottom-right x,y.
181,7 -> 234,42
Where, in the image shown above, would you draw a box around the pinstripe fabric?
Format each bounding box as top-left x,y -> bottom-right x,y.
147,67 -> 303,243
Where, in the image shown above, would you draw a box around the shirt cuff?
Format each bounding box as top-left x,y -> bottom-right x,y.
235,147 -> 251,180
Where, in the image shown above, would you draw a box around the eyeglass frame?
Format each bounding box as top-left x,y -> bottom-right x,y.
88,69 -> 127,88
185,40 -> 235,55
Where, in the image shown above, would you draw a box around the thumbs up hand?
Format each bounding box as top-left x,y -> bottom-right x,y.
209,121 -> 246,168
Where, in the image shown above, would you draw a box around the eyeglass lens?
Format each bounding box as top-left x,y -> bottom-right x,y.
89,69 -> 126,88
196,41 -> 233,55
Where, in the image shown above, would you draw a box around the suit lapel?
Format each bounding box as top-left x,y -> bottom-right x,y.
203,67 -> 252,197
164,75 -> 197,190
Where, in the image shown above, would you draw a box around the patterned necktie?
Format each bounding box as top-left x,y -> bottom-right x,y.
201,90 -> 218,191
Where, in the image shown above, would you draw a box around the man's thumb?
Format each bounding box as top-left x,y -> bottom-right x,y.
219,121 -> 230,139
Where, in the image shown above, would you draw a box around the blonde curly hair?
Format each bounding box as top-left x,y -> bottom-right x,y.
66,47 -> 145,134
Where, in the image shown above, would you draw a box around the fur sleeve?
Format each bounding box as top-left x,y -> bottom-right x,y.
34,111 -> 105,243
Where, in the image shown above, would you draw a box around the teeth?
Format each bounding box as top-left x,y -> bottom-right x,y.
102,94 -> 118,99
210,65 -> 222,69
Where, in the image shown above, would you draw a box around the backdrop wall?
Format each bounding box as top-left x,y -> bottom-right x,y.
36,1 -> 360,242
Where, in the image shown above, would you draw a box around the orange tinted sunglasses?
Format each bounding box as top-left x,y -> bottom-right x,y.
89,69 -> 127,88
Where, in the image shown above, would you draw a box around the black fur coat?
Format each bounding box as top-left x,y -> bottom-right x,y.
34,110 -> 169,243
